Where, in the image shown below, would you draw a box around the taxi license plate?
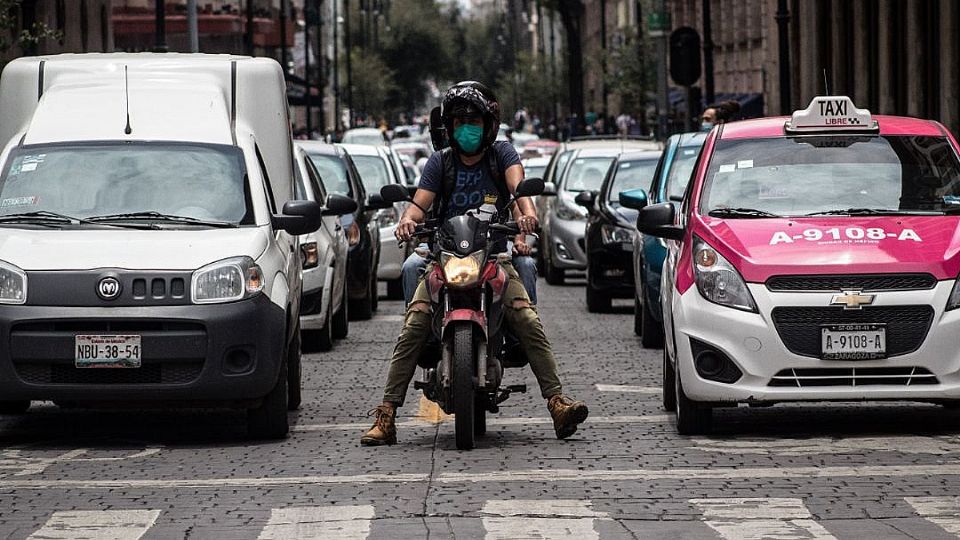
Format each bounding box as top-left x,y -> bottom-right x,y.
820,324 -> 885,360
75,335 -> 142,368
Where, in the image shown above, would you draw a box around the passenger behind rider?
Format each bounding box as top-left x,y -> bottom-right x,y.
361,81 -> 588,446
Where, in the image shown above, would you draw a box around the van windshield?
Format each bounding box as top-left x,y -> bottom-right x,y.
700,136 -> 960,217
0,143 -> 253,224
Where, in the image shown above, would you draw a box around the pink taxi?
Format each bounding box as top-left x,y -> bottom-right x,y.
638,96 -> 960,434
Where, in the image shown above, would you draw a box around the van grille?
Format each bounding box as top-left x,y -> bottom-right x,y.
769,367 -> 938,387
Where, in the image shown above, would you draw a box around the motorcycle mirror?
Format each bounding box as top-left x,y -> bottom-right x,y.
514,177 -> 545,198
380,183 -> 412,203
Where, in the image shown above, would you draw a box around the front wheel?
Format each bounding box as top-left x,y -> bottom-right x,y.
585,282 -> 611,312
674,366 -> 712,435
661,347 -> 676,412
332,284 -> 349,339
247,351 -> 290,439
640,281 -> 664,348
287,327 -> 303,411
451,323 -> 476,450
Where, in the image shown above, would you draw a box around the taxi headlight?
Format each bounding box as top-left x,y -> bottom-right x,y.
0,260 -> 26,304
192,256 -> 264,304
440,250 -> 484,288
601,224 -> 634,245
692,237 -> 757,312
946,280 -> 960,311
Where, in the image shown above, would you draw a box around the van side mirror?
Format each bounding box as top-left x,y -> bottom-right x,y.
275,200 -> 323,235
637,202 -> 684,241
541,181 -> 557,196
619,188 -> 648,210
322,194 -> 358,216
366,193 -> 393,210
574,190 -> 598,214
515,177 -> 544,197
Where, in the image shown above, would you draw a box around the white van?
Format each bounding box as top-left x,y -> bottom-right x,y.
0,53 -> 330,439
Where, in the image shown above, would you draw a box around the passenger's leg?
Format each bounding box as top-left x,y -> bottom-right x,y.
512,255 -> 538,305
401,246 -> 429,305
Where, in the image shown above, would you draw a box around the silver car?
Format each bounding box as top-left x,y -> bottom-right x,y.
293,144 -> 351,351
338,144 -> 410,300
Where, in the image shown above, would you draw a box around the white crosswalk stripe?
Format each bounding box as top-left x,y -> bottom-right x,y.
26,510 -> 161,540
691,498 -> 836,540
481,499 -> 608,539
257,505 -> 375,540
906,496 -> 960,536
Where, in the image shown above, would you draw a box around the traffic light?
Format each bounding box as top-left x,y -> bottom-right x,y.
670,27 -> 702,87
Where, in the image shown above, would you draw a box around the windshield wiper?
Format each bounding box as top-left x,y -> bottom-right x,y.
0,211 -> 158,229
87,211 -> 238,228
803,208 -> 937,216
708,207 -> 781,219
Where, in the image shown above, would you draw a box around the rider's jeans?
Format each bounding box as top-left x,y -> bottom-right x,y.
401,246 -> 538,305
382,261 -> 562,406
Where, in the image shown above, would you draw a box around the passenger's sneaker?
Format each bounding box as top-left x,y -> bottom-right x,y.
547,394 -> 589,439
360,404 -> 397,446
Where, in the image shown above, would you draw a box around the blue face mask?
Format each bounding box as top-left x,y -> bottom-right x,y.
453,124 -> 484,153
700,121 -> 715,132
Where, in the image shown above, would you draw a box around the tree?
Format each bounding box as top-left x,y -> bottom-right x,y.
0,0 -> 61,62
551,0 -> 585,130
346,49 -> 397,122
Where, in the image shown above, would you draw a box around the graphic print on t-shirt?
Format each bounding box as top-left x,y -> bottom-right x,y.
447,166 -> 498,218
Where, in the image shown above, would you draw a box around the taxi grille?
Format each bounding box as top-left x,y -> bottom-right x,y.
766,273 -> 937,292
771,305 -> 934,358
769,367 -> 938,387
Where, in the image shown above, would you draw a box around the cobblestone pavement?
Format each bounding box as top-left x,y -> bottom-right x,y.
2,276 -> 960,539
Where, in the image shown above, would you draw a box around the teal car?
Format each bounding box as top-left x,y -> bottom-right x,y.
620,131 -> 706,348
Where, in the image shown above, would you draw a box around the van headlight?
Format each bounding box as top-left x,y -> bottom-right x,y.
692,237 -> 756,312
601,224 -> 634,244
0,260 -> 26,304
440,250 -> 484,288
192,256 -> 264,304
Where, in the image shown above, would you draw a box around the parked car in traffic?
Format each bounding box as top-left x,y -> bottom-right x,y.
293,144 -> 356,351
624,131 -> 706,347
342,127 -> 387,146
299,141 -> 386,320
339,144 -> 411,300
0,53 -> 327,439
578,151 -> 661,313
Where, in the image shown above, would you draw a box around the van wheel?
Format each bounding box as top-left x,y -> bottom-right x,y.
248,348 -> 290,439
674,367 -> 712,435
0,400 -> 30,414
386,278 -> 403,300
640,282 -> 664,349
287,327 -> 303,411
332,285 -> 349,339
585,283 -> 611,312
662,348 -> 676,412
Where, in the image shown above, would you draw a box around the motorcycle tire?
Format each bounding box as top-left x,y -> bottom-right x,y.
451,322 -> 476,450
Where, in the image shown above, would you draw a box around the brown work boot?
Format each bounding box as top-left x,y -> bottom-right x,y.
360,404 -> 397,446
547,394 -> 589,440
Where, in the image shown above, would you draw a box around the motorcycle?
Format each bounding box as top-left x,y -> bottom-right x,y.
380,177 -> 544,450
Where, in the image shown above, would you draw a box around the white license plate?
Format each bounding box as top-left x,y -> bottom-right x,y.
75,335 -> 142,368
621,242 -> 634,252
821,324 -> 885,360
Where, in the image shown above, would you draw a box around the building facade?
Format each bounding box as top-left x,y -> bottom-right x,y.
1,0 -> 114,60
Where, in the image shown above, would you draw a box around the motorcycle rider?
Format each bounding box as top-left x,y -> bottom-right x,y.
361,81 -> 588,446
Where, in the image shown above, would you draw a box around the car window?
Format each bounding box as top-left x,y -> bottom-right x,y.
700,136 -> 960,216
562,156 -> 615,192
306,153 -> 352,197
353,155 -> 393,193
304,158 -> 327,202
608,159 -> 659,203
525,164 -> 546,179
665,145 -> 704,201
0,143 -> 253,224
294,160 -> 307,200
549,150 -> 574,183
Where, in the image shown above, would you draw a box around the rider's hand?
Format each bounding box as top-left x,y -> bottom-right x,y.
513,236 -> 532,256
517,214 -> 539,235
395,217 -> 418,242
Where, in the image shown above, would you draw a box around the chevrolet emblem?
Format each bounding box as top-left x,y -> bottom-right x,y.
830,290 -> 875,310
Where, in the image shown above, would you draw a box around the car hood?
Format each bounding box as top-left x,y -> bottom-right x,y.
0,227 -> 270,271
698,215 -> 960,282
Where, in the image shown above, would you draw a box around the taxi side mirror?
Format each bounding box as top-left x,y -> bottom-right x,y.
619,188 -> 648,210
637,202 -> 684,241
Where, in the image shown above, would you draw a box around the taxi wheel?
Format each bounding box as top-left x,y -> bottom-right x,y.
0,400 -> 30,414
633,295 -> 643,336
332,284 -> 349,339
674,368 -> 712,435
661,348 -> 676,411
386,278 -> 403,300
640,286 -> 665,349
247,351 -> 290,439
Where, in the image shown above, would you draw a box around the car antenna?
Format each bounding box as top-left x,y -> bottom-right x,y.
822,69 -> 830,95
123,65 -> 132,135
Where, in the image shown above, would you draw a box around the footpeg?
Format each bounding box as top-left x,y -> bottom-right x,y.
495,384 -> 528,405
414,381 -> 428,390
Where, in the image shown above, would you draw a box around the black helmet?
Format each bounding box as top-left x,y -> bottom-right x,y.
440,81 -> 500,155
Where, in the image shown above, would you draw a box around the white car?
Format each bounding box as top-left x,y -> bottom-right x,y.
0,53 -> 331,439
293,144 -> 355,351
338,144 -> 410,300
342,127 -> 387,146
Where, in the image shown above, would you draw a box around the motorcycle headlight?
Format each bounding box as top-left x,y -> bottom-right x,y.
600,224 -> 634,245
192,256 -> 264,304
692,237 -> 756,312
440,250 -> 484,288
555,200 -> 585,221
0,260 -> 26,304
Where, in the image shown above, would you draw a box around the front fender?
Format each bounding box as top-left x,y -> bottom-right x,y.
442,309 -> 488,339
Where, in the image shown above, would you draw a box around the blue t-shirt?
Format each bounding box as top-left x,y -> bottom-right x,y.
418,142 -> 521,220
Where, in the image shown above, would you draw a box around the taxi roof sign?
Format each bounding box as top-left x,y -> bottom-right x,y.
785,96 -> 879,134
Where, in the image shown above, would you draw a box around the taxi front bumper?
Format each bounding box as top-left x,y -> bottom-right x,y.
671,282 -> 960,403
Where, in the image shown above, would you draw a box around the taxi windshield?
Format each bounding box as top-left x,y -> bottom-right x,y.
0,143 -> 252,224
563,156 -> 615,192
700,136 -> 960,217
608,159 -> 658,203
